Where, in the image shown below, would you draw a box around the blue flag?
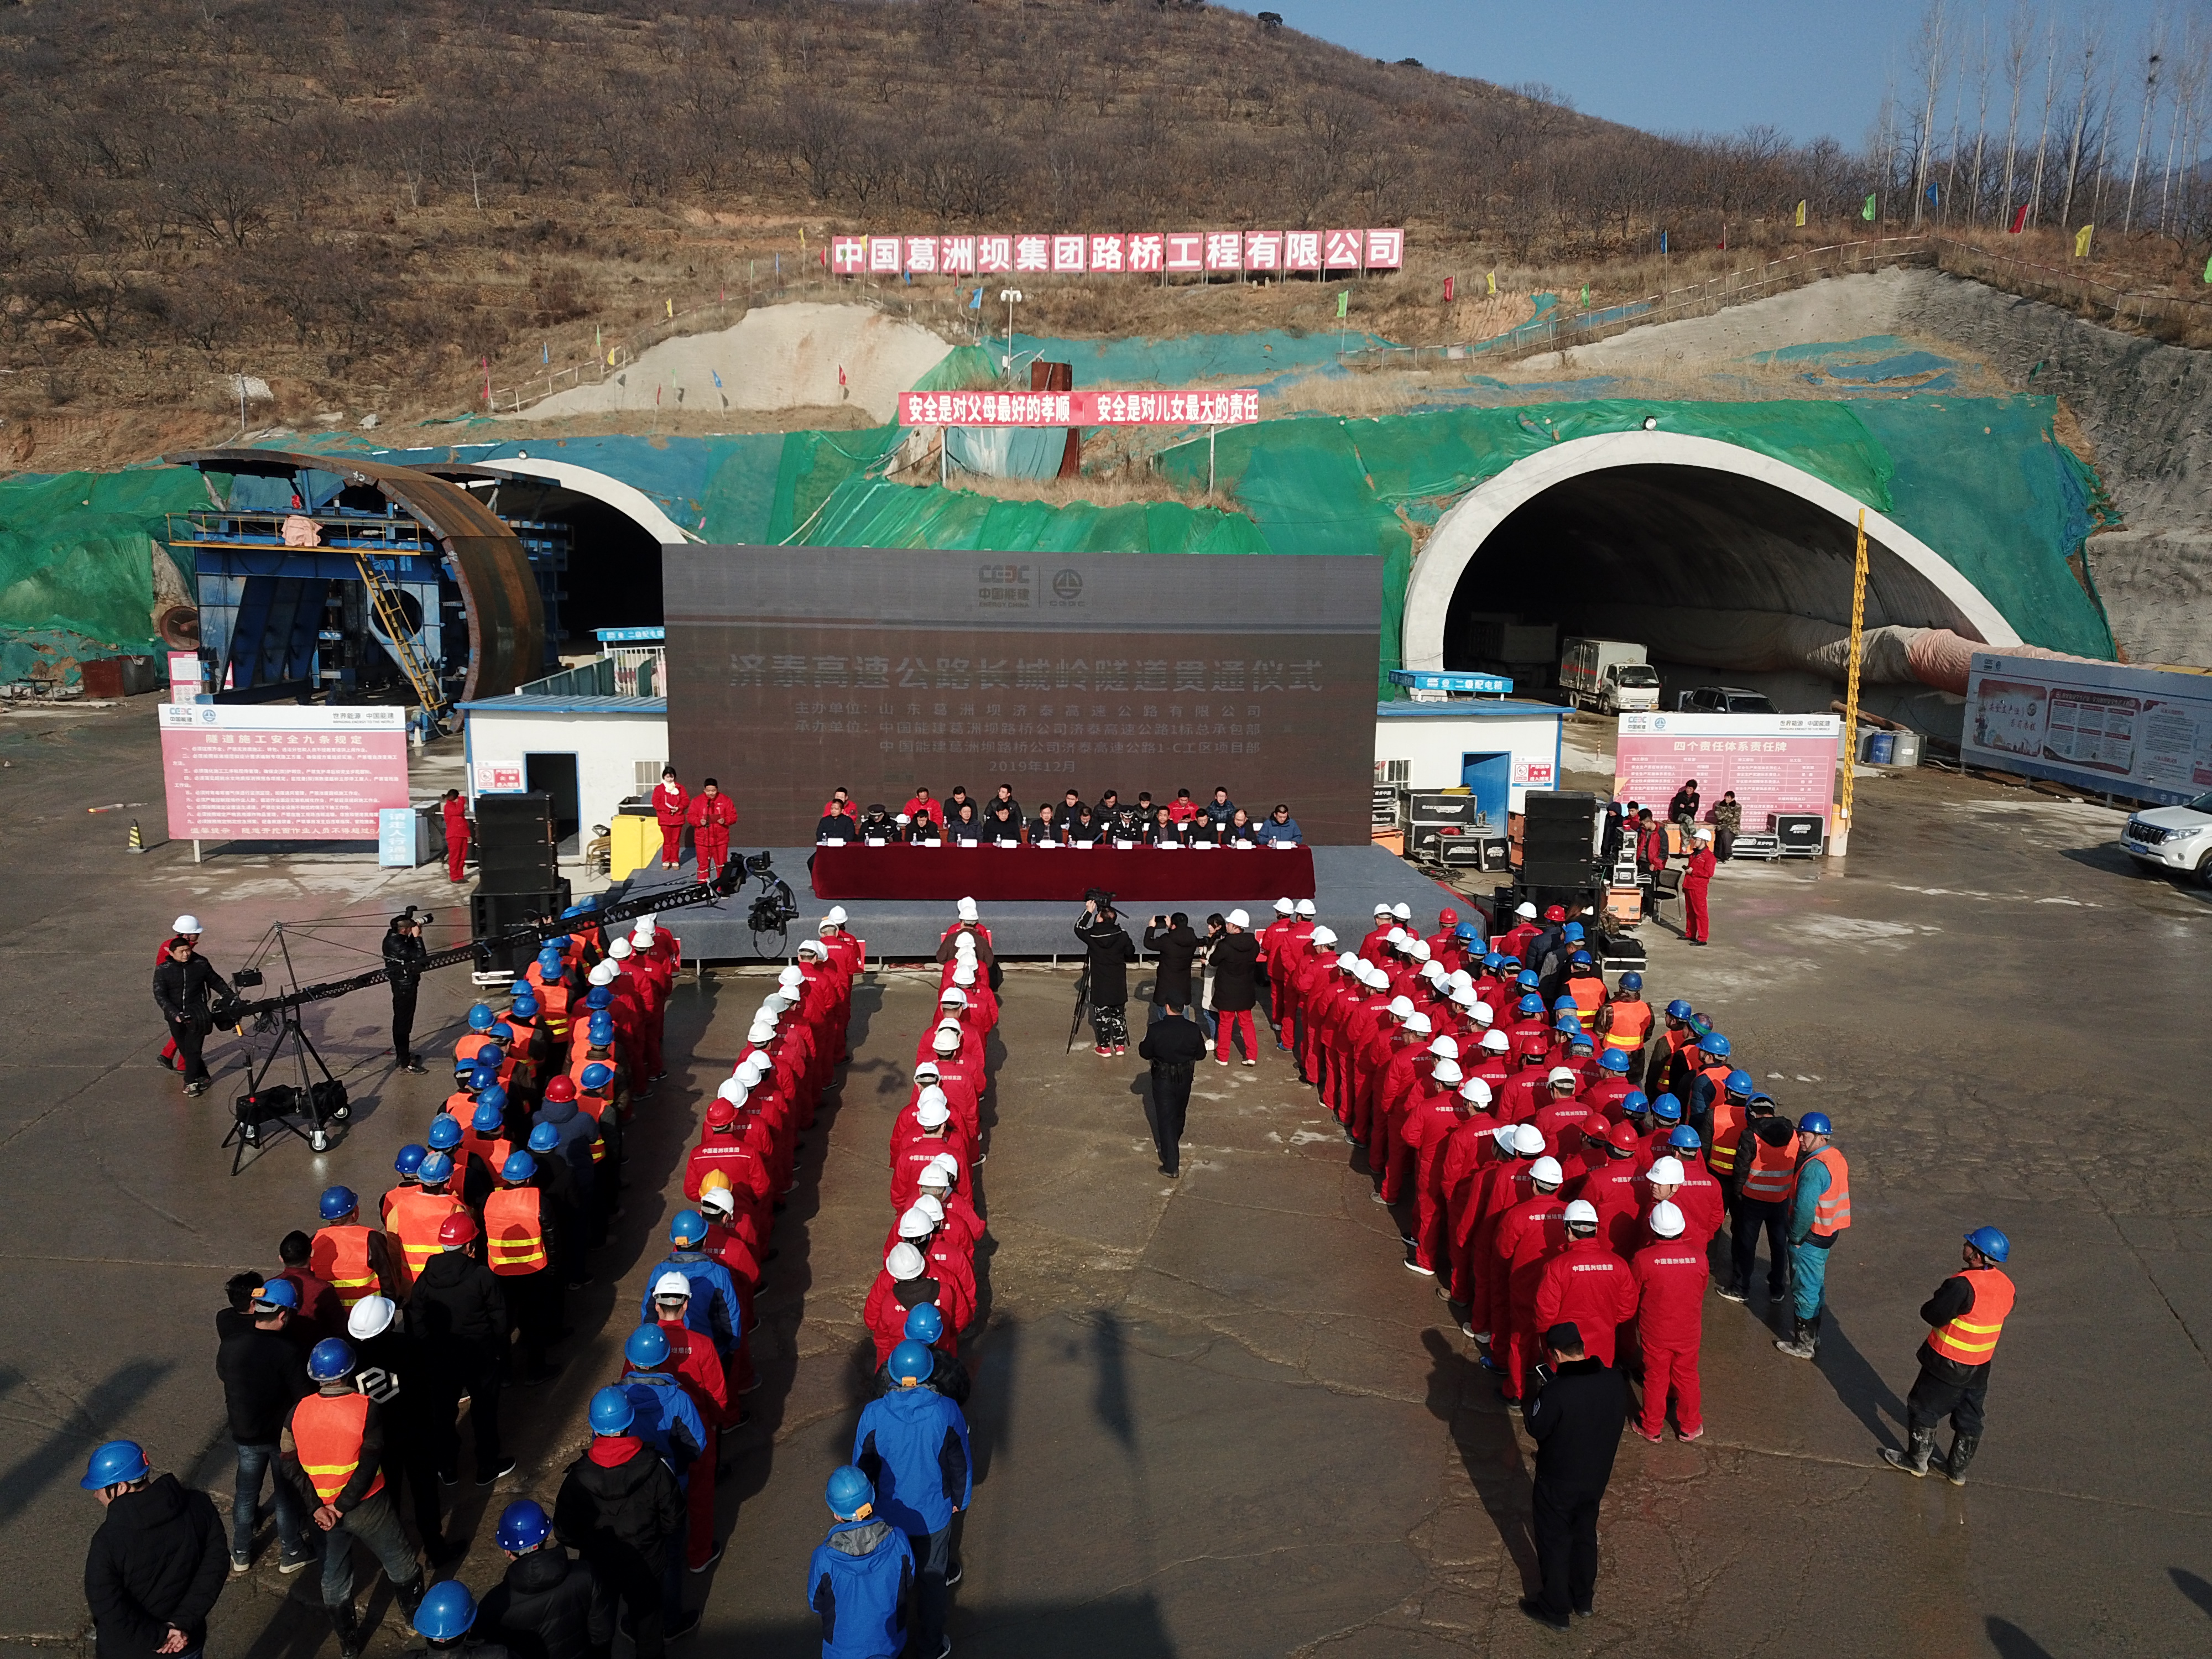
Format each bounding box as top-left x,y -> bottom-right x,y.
1658,231 -> 1668,253
1927,182 -> 1939,204
541,342 -> 549,364
968,286 -> 984,310
711,369 -> 722,388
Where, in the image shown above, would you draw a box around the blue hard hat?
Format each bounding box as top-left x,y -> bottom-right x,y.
480,1082 -> 510,1112
1965,1226 -> 2010,1263
473,1044 -> 505,1070
80,1440 -> 150,1490
427,1116 -> 464,1150
1666,998 -> 1693,1019
307,1337 -> 357,1383
513,995 -> 540,1019
1566,1028 -> 1593,1048
495,1498 -> 552,1553
528,1123 -> 560,1155
888,1339 -> 934,1383
903,1303 -> 945,1343
1569,951 -> 1593,967
1797,1111 -> 1833,1136
508,980 -> 532,998
1652,1094 -> 1682,1123
588,1016 -> 615,1044
578,895 -> 599,911
418,1151 -> 455,1186
318,1185 -> 358,1222
624,1323 -> 671,1369
1668,1125 -> 1703,1151
1516,971 -> 1540,988
1553,995 -> 1578,1012
394,1144 -> 427,1178
585,988 -> 613,1011
581,1062 -> 614,1090
588,1386 -> 637,1434
253,1275 -> 300,1311
1598,1050 -> 1630,1073
413,1579 -> 478,1642
1516,995 -> 1543,1016
1482,953 -> 1505,971
560,906 -> 582,920
1562,922 -> 1585,941
469,1066 -> 499,1092
826,1464 -> 874,1519
1620,972 -> 1643,990
1555,1015 -> 1583,1033
472,1100 -> 505,1133
670,1209 -> 706,1246
1701,1034 -> 1731,1058
537,946 -> 563,967
467,1004 -> 495,1032
501,1151 -> 536,1183
1455,924 -> 1477,942
488,1022 -> 514,1045
1724,1070 -> 1756,1099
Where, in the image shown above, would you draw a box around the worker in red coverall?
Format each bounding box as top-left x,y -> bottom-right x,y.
1490,1159 -> 1570,1404
1533,1198 -> 1640,1371
441,789 -> 471,883
648,1273 -> 733,1568
1682,826 -> 1718,945
687,778 -> 737,882
652,766 -> 690,870
1399,1061 -> 1471,1278
1630,1200 -> 1707,1441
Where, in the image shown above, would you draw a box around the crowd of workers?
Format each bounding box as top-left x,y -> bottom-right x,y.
815,782 -> 1304,848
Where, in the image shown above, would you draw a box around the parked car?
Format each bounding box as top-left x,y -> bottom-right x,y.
1677,685 -> 1777,714
2119,794 -> 2212,883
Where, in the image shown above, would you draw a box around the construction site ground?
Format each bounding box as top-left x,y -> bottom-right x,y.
3,695 -> 2208,1658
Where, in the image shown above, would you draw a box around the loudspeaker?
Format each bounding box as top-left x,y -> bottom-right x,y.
474,792 -> 558,890
471,883 -> 574,973
1521,791 -> 1599,886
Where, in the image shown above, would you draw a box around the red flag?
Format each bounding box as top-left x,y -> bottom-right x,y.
837,365 -> 847,387
655,383 -> 662,405
1443,275 -> 1455,301
2008,204 -> 2028,234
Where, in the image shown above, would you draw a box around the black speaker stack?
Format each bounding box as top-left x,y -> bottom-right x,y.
1519,791 -> 1600,889
470,793 -> 568,971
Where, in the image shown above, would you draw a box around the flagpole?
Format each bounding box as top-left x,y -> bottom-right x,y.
1833,508 -> 1869,859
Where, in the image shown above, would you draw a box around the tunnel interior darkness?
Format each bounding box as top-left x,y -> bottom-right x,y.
1442,463 -> 1970,670
483,479 -> 664,648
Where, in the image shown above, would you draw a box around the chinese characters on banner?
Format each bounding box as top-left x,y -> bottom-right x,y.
157,703 -> 411,839
1613,712 -> 1842,827
895,389 -> 1261,427
831,228 -> 1405,277
1964,651 -> 2212,802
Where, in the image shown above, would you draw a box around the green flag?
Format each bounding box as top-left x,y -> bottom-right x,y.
1335,290 -> 1349,319
2202,253 -> 2211,284
1579,283 -> 1590,308
1862,194 -> 1877,221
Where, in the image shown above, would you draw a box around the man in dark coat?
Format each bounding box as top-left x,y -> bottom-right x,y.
1142,913 -> 1200,1018
1074,901 -> 1138,1056
214,1277 -> 314,1572
383,911 -> 429,1073
405,1219 -> 514,1486
152,937 -> 232,1095
1207,910 -> 1264,1066
1137,1003 -> 1207,1176
80,1442 -> 228,1659
555,1397 -> 688,1656
1520,1321 -> 1627,1630
478,1500 -> 602,1659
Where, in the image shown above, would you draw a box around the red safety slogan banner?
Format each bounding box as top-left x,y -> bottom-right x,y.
898,389 -> 1261,427
159,703 -> 411,840
833,229 -> 1404,276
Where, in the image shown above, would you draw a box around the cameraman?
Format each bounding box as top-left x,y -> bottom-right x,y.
153,924 -> 233,1097
384,911 -> 430,1074
1073,899 -> 1136,1057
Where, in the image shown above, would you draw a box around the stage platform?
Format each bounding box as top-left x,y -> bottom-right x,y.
608,846 -> 1475,964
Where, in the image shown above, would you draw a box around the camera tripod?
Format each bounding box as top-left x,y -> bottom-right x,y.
221,924 -> 350,1174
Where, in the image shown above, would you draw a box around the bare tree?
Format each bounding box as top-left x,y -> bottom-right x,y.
1999,0 -> 2035,223
2054,13 -> 2104,230
1910,0 -> 1948,226
2027,10 -> 2059,226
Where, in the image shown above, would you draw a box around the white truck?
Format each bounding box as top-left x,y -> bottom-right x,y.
1559,637 -> 1660,713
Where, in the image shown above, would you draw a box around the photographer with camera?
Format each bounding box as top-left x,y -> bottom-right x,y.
384,910 -> 431,1074
153,915 -> 233,1097
1074,895 -> 1137,1057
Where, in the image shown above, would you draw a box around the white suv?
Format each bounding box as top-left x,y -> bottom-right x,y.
2120,794 -> 2212,882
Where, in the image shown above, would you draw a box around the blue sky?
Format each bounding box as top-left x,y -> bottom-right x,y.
1233,1 -> 2174,146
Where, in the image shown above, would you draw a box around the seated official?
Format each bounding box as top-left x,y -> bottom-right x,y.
1105,803 -> 1146,848
817,807 -> 859,844
1167,789 -> 1201,825
856,804 -> 899,844
1065,805 -> 1104,846
1224,808 -> 1261,847
901,788 -> 944,833
1147,807 -> 1188,848
983,802 -> 1023,846
819,787 -> 856,822
947,802 -> 985,846
1057,787 -> 1083,821
1028,805 -> 1063,846
1255,803 -> 1303,846
989,784 -> 1022,825
1095,789 -> 1126,826
1203,786 -> 1237,829
896,813 -> 942,846
1184,812 -> 1226,848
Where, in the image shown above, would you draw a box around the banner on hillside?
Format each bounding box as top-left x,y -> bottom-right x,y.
158,703 -> 410,841
897,389 -> 1261,427
1964,652 -> 2212,804
831,229 -> 1404,278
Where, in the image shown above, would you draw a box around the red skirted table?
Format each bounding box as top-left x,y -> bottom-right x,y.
808,843 -> 1316,902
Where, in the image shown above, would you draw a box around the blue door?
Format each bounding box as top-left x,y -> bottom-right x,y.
1460,753 -> 1510,830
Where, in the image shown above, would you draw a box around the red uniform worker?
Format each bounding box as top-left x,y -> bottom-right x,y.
1682,829 -> 1717,945
441,790 -> 471,883
687,779 -> 738,881
1532,1203 -> 1640,1369
652,768 -> 690,869
1630,1202 -> 1708,1439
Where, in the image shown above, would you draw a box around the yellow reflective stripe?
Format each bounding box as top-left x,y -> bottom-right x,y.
1952,1318 -> 2004,1333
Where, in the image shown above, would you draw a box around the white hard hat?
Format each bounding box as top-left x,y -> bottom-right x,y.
886,1244 -> 925,1280
1467,998 -> 1492,1024
778,966 -> 804,988
956,897 -> 979,921
1516,901 -> 1537,920
1335,951 -> 1360,972
1531,1155 -> 1564,1185
1693,825 -> 1714,840
1310,926 -> 1337,946
654,1270 -> 693,1299
1432,1058 -> 1463,1085
1421,960 -> 1447,982
798,940 -> 827,959
1494,1125 -> 1520,1152
766,991 -> 796,1014
1227,908 -> 1250,928
1274,897 -> 1295,915
1387,995 -> 1415,1019
755,999 -> 782,1024
1373,902 -> 1393,916
1448,984 -> 1476,1008
698,1187 -> 734,1217
173,914 -> 202,936
952,962 -> 976,985
737,1052 -> 768,1079
608,938 -> 633,959
928,1150 -> 961,1176
1405,1011 -> 1433,1035
826,905 -> 848,925
715,1077 -> 745,1104
1296,900 -> 1317,917
746,1021 -> 775,1045
1425,1035 -> 1457,1060
1460,1078 -> 1494,1105
915,1097 -> 951,1129
898,1206 -> 935,1240
939,987 -> 967,1006
1513,1124 -> 1547,1156
817,918 -> 839,935
1647,1156 -> 1685,1186
1391,903 -> 1412,921
917,1160 -> 954,1190
1481,1029 -> 1510,1053
912,1061 -> 941,1082
917,1083 -> 948,1109
587,962 -> 618,986
632,921 -> 655,942
896,813 -> 911,825
1386,927 -> 1410,947
1548,1066 -> 1578,1086
1563,1198 -> 1599,1225
1648,1200 -> 1687,1238
347,1295 -> 395,1340
953,933 -> 977,954
1449,969 -> 1475,990
932,1027 -> 960,1052
913,1193 -> 945,1224
1362,965 -> 1390,989
1408,940 -> 1432,962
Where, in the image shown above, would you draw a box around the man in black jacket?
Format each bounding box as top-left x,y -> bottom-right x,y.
1137,1003 -> 1207,1177
347,1294 -> 459,1568
152,936 -> 232,1095
383,912 -> 429,1073
556,1393 -> 686,1659
80,1441 -> 227,1659
214,1278 -> 315,1574
405,1215 -> 515,1488
1142,913 -> 1200,1019
1074,901 -> 1137,1057
1521,1321 -> 1626,1630
1208,910 -> 1263,1066
478,1499 -> 602,1659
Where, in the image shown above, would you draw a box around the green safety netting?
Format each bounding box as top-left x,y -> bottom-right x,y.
0,466 -> 207,656
792,474 -> 1271,557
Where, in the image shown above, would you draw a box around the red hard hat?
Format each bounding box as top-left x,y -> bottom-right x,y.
705,1099 -> 737,1129
1609,1120 -> 1641,1151
438,1212 -> 478,1246
1544,905 -> 1567,922
542,1075 -> 577,1103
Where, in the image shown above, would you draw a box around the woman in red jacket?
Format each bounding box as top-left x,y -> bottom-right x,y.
653,767 -> 690,869
1682,826 -> 1718,946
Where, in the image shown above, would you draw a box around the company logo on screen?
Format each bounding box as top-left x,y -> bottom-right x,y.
977,563 -> 1032,609
1047,567 -> 1086,609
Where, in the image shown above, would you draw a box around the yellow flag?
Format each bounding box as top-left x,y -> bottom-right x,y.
607,349 -> 618,367
1485,270 -> 1497,297
2074,224 -> 2094,258
1795,199 -> 1807,228
666,298 -> 674,318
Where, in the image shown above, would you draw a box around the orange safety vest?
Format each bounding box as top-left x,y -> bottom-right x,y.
483,1187 -> 548,1275
309,1223 -> 378,1310
1601,999 -> 1652,1053
384,1187 -> 463,1287
1927,1267 -> 2013,1366
1707,1099 -> 1747,1177
576,1093 -> 613,1162
1800,1146 -> 1851,1236
293,1391 -> 383,1503
1568,976 -> 1605,1018
1738,1132 -> 1796,1201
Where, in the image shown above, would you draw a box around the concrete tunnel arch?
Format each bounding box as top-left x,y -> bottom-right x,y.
473,457 -> 696,547
1399,430 -> 2023,675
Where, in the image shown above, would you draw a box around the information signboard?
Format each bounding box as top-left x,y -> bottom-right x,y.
1963,652 -> 2212,804
1614,712 -> 1841,828
158,704 -> 410,840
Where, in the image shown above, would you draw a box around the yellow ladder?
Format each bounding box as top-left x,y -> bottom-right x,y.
352,550 -> 452,727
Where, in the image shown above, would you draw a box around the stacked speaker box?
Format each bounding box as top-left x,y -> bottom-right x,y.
474,793 -> 559,891
1520,791 -> 1601,889
470,882 -> 575,974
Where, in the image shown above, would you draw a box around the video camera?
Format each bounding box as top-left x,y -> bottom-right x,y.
1083,887 -> 1115,907
744,851 -> 799,936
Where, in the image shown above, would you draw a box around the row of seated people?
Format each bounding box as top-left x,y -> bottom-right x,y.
818,784 -> 1303,848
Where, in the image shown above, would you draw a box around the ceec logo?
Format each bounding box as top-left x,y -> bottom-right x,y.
1051,568 -> 1084,601
978,563 -> 1029,585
